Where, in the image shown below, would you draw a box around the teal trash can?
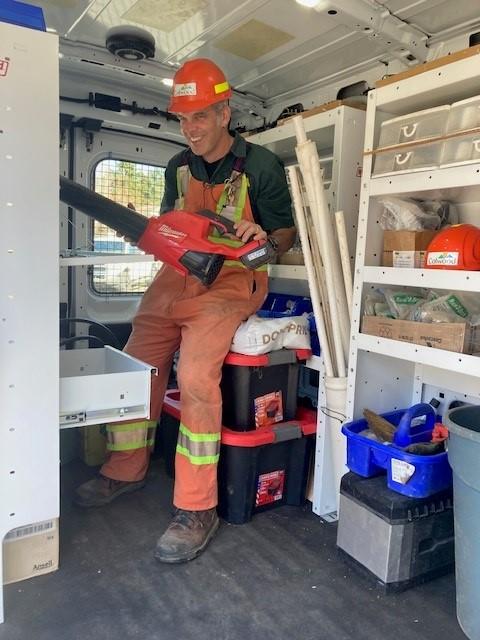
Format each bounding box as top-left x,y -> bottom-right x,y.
446,405 -> 480,640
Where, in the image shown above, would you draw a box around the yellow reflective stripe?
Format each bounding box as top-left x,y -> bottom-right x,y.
216,174 -> 248,218
208,235 -> 243,248
177,422 -> 220,463
106,420 -> 156,433
108,439 -> 155,452
176,445 -> 220,465
222,260 -> 267,271
179,423 -> 220,442
214,81 -> 229,95
106,420 -> 156,451
175,165 -> 190,208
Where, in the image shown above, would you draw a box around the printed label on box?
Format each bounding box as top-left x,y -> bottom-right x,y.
392,250 -> 427,268
255,470 -> 285,506
5,519 -> 56,543
254,391 -> 283,428
391,459 -> 416,484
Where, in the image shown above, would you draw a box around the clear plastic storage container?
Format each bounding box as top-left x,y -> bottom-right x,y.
446,95 -> 480,133
373,140 -> 443,176
377,105 -> 450,148
441,95 -> 480,166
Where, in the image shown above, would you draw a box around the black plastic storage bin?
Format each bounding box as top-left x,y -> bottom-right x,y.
337,472 -> 454,592
221,348 -> 311,431
160,390 -> 316,524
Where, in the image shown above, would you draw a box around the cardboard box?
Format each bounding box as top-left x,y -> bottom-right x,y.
3,519 -> 59,585
382,230 -> 438,268
361,315 -> 480,354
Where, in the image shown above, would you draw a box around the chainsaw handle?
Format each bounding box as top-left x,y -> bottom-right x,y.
196,209 -> 237,236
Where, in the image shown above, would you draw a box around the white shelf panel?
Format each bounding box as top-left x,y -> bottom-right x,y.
60,253 -> 156,266
362,266 -> 480,292
357,333 -> 480,377
369,162 -> 480,200
375,52 -> 480,115
268,264 -> 307,280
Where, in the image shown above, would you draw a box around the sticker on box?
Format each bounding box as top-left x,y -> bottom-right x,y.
255,470 -> 285,506
391,458 -> 416,484
254,391 -> 283,428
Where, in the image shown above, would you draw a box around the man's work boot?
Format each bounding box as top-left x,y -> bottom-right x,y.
73,474 -> 145,508
154,508 -> 219,563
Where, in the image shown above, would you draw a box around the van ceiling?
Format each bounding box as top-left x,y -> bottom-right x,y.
35,0 -> 480,108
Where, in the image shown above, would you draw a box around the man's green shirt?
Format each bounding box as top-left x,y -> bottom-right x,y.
161,132 -> 294,232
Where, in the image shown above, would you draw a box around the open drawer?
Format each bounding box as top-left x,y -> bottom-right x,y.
60,346 -> 156,428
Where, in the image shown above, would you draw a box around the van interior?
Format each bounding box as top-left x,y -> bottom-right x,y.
2,1 -> 480,638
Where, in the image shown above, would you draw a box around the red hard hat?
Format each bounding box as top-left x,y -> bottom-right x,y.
168,58 -> 232,113
425,224 -> 480,270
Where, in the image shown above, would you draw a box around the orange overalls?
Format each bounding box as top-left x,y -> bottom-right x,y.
101,162 -> 268,510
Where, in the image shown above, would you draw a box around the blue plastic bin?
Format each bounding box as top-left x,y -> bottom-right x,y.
258,293 -> 320,356
342,405 -> 452,498
0,0 -> 46,30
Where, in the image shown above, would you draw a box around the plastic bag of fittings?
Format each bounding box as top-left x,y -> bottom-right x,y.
230,314 -> 311,355
381,288 -> 429,319
378,196 -> 445,230
364,292 -> 394,318
410,291 -> 480,323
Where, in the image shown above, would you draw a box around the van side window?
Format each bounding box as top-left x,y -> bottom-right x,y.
91,159 -> 166,295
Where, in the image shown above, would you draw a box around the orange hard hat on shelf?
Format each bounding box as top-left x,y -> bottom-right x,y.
168,58 -> 232,113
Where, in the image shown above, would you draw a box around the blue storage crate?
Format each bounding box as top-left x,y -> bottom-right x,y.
341,405 -> 452,498
258,294 -> 320,356
0,0 -> 46,30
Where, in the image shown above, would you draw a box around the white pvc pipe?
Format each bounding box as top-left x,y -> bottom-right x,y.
334,210 -> 353,321
308,151 -> 347,378
287,165 -> 335,378
292,138 -> 346,375
309,155 -> 350,357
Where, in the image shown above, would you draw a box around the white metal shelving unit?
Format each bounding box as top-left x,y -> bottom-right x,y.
247,104 -> 366,518
348,47 -> 480,426
0,24 -> 59,623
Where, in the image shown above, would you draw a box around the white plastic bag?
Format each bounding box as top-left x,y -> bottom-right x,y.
230,314 -> 311,355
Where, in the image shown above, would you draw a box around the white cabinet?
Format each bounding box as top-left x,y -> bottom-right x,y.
348,47 -> 480,425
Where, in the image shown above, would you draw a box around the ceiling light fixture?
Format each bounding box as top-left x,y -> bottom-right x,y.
295,0 -> 321,7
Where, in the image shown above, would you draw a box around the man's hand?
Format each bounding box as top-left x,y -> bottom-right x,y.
233,220 -> 268,243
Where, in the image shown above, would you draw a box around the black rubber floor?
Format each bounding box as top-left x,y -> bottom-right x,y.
1,460 -> 468,640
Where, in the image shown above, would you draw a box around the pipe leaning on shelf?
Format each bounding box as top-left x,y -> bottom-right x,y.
292,115 -> 347,378
309,152 -> 350,365
334,210 -> 353,321
287,165 -> 335,378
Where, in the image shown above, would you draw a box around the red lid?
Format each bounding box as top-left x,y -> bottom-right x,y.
162,389 -> 317,440
162,389 -> 181,419
223,349 -> 312,366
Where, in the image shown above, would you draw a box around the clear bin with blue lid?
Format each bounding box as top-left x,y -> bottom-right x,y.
342,403 -> 452,498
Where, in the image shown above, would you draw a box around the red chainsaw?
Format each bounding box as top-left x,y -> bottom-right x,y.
59,177 -> 277,285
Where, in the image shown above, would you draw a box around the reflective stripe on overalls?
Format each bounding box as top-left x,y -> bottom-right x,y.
106,420 -> 157,452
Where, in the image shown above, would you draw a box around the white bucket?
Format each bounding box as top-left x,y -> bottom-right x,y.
324,375 -> 348,506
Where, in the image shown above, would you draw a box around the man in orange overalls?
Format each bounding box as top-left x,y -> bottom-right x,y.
75,58 -> 296,563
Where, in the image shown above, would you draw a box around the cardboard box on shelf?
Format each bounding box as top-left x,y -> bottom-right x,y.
3,519 -> 59,585
382,230 -> 438,268
361,315 -> 480,354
